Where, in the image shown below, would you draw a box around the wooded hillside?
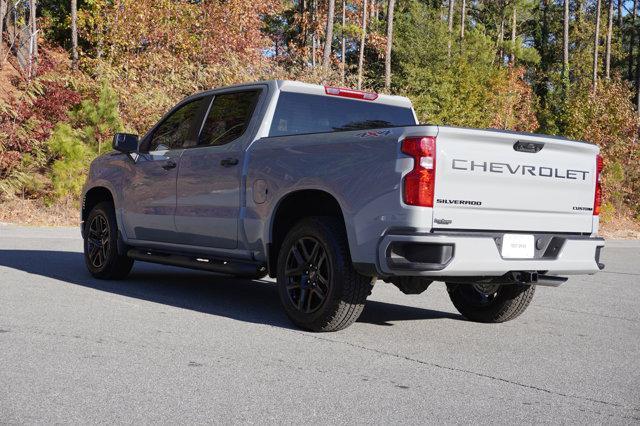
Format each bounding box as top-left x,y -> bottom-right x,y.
0,0 -> 638,226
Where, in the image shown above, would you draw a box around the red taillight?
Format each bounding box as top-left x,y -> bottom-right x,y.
401,136 -> 436,207
593,154 -> 603,216
324,86 -> 378,101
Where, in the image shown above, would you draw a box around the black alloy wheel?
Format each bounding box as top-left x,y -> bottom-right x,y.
446,282 -> 535,323
276,217 -> 373,332
284,236 -> 331,314
86,213 -> 111,269
83,201 -> 134,279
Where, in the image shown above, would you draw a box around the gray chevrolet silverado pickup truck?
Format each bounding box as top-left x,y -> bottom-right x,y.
81,80 -> 605,331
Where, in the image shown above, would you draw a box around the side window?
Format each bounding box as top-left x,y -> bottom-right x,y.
146,97 -> 207,152
198,90 -> 259,147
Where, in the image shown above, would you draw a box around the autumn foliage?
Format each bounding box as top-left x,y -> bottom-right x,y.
0,0 -> 639,225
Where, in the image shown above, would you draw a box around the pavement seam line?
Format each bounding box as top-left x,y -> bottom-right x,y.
293,331 -> 634,412
534,305 -> 639,323
600,271 -> 640,276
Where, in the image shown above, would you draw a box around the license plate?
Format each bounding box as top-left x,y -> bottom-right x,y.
501,234 -> 535,259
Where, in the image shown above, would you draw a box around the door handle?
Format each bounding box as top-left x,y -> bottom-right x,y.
220,158 -> 239,167
162,160 -> 177,170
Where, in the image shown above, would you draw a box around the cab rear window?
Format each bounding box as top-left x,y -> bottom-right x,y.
268,92 -> 416,137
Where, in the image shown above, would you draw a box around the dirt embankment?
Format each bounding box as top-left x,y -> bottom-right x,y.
0,199 -> 79,227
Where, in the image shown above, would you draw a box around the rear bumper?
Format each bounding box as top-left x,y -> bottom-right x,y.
377,232 -> 605,277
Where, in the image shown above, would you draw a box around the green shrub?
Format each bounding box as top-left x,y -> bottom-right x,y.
70,83 -> 124,154
48,123 -> 94,199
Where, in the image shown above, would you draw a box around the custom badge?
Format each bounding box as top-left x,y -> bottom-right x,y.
356,130 -> 392,138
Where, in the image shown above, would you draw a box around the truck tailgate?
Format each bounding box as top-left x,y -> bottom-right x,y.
432,126 -> 599,233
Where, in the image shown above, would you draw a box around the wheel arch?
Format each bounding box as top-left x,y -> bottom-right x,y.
267,189 -> 349,278
82,186 -> 116,225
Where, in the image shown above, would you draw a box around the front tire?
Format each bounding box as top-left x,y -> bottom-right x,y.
446,282 -> 535,323
83,201 -> 134,280
276,217 -> 373,332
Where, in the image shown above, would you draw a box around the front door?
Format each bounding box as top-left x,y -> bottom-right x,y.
122,96 -> 210,243
175,89 -> 262,249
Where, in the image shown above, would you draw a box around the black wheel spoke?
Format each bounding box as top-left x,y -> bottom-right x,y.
305,290 -> 314,312
298,288 -> 309,311
291,244 -> 305,267
299,240 -> 311,262
285,264 -> 305,276
89,247 -> 100,265
317,252 -> 327,270
286,282 -> 301,290
312,286 -> 325,301
316,271 -> 328,286
306,241 -> 320,264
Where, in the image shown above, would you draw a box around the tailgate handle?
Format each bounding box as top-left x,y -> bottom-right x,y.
513,141 -> 544,153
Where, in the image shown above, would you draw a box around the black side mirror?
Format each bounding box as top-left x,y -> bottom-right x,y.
113,133 -> 139,154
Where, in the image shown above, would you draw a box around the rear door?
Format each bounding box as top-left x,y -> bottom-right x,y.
432,126 -> 598,233
174,88 -> 262,249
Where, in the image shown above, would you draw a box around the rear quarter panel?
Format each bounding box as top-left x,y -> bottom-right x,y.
243,126 -> 437,264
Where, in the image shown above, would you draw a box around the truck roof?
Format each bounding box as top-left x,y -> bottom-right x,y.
198,80 -> 414,110
275,80 -> 414,109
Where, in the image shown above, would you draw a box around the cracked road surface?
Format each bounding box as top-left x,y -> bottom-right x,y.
1,225 -> 639,423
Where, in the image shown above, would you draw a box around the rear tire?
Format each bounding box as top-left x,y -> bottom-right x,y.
446,282 -> 535,323
276,217 -> 373,332
83,201 -> 134,280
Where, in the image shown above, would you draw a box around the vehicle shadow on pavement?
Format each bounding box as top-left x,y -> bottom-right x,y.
0,250 -> 459,329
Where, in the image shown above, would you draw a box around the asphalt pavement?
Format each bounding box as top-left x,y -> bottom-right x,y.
0,224 -> 638,424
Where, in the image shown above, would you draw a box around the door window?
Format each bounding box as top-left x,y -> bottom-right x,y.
145,97 -> 208,152
197,90 -> 260,147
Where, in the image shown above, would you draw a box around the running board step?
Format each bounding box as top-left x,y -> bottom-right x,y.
127,248 -> 266,278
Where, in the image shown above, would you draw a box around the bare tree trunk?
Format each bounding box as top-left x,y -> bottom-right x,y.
510,7 -> 516,64
447,0 -> 455,56
322,0 -> 335,67
28,0 -> 37,78
71,0 -> 78,70
592,0 -> 601,91
384,0 -> 395,91
357,0 -> 368,90
311,0 -> 317,67
497,17 -> 505,63
0,0 -> 7,69
460,0 -> 466,39
604,0 -> 613,79
341,0 -> 346,82
617,0 -> 622,31
636,2 -> 640,113
30,0 -> 36,57
300,0 -> 307,52
563,0 -> 569,80
636,47 -> 640,114
630,0 -> 638,80
576,0 -> 584,23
